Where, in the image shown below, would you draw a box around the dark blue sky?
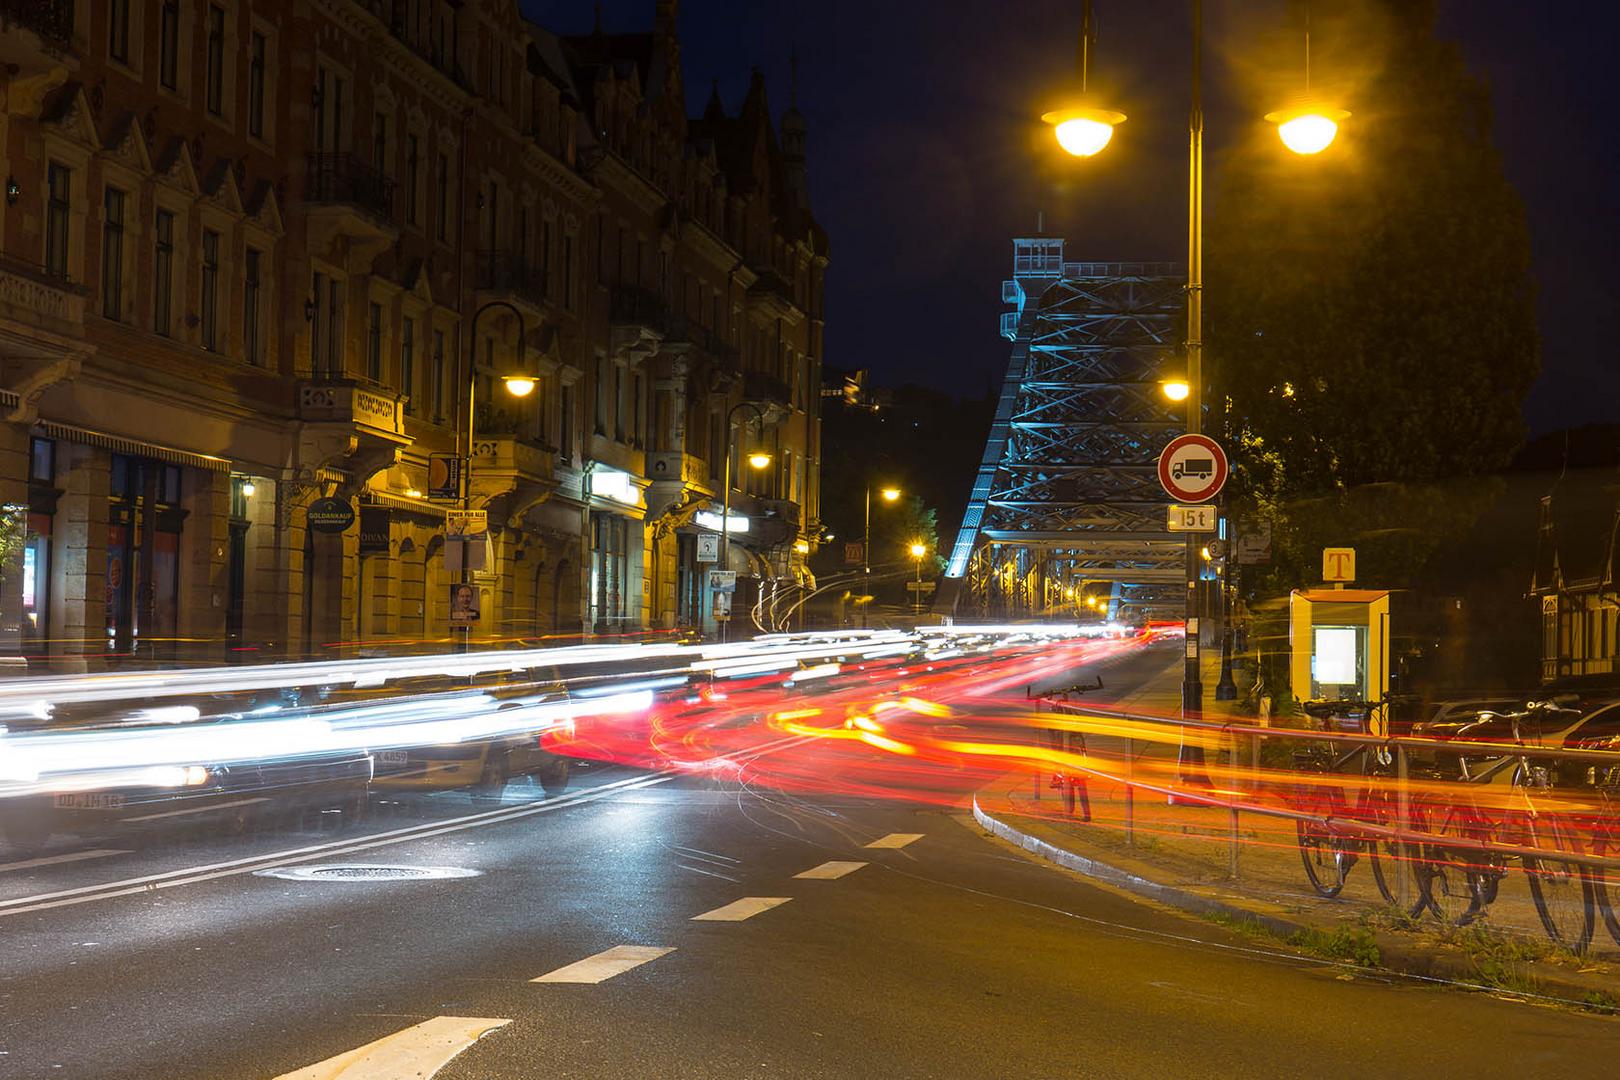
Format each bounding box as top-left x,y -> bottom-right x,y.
531,1 -> 1619,434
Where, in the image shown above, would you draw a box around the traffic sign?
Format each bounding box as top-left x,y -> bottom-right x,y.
1157,434 -> 1228,503
1167,504 -> 1216,532
905,581 -> 937,593
1237,520 -> 1273,565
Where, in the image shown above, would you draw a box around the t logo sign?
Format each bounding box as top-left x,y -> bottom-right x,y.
1322,547 -> 1356,583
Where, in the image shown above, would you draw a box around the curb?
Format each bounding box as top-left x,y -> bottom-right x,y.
971,794 -> 1618,1010
970,795 -> 1307,939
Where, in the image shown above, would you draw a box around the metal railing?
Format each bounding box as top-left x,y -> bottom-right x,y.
305,153 -> 395,223
608,284 -> 667,333
474,250 -> 547,306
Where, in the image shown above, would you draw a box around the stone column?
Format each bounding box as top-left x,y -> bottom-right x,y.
0,422 -> 30,660
181,468 -> 231,662
50,442 -> 109,670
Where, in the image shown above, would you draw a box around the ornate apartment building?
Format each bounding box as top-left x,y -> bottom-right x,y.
0,0 -> 824,666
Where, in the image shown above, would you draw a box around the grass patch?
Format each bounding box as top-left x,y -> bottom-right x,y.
1580,991 -> 1618,1014
1286,925 -> 1382,968
1201,910 -> 1276,944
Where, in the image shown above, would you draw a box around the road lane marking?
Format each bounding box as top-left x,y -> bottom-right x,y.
0,772 -> 673,918
676,862 -> 740,882
691,896 -> 791,921
532,945 -> 674,984
272,1015 -> 510,1079
0,736 -> 817,919
865,833 -> 924,849
0,849 -> 129,874
794,860 -> 868,880
123,796 -> 269,823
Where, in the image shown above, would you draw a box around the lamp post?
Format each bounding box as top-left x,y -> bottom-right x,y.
457,299 -> 530,653
1042,0 -> 1348,781
718,401 -> 771,642
909,541 -> 927,617
861,485 -> 901,628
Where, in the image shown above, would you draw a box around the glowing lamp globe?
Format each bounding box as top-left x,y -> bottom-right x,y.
1042,104 -> 1127,158
909,543 -> 927,559
747,450 -> 772,470
1161,379 -> 1191,403
880,487 -> 901,502
503,375 -> 537,397
1265,106 -> 1350,156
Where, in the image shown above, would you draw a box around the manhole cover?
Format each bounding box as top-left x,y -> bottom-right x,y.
254,864 -> 482,882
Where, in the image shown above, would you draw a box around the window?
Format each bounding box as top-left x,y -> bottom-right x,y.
373,111 -> 388,175
248,31 -> 266,138
435,152 -> 449,242
153,209 -> 175,335
431,329 -> 446,419
404,134 -> 419,225
315,66 -> 346,152
160,0 -> 180,91
541,218 -> 552,294
243,247 -> 262,365
205,6 -> 225,116
311,271 -> 344,376
367,301 -> 383,382
485,177 -> 499,253
401,317 -> 416,414
563,234 -> 574,309
44,162 -> 70,278
200,228 -> 220,350
109,0 -> 131,62
560,383 -> 574,460
594,353 -> 609,435
101,187 -> 125,319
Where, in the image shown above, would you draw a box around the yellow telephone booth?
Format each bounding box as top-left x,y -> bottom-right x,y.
1289,589 -> 1391,730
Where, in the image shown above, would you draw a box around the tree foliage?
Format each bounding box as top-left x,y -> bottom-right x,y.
1208,0 -> 1539,506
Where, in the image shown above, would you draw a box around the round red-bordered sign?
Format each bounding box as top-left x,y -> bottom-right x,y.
1158,434 -> 1228,503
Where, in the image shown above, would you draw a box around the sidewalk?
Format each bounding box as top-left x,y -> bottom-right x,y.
991,647 -> 1620,1007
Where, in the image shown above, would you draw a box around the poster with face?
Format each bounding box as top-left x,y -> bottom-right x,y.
449,583 -> 481,625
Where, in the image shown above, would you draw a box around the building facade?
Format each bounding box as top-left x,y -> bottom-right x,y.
0,0 -> 823,667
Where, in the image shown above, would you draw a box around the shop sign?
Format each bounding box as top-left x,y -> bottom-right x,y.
308,497 -> 356,534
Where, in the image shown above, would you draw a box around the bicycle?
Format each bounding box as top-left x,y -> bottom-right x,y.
1290,699 -> 1416,911
1408,701 -> 1595,952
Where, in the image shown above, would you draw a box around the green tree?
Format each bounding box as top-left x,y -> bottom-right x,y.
1208,0 -> 1539,506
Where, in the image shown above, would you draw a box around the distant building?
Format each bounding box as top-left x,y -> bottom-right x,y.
0,0 -> 824,666
1530,486 -> 1620,684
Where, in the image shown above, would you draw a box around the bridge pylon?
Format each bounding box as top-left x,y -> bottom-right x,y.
940,237 -> 1189,624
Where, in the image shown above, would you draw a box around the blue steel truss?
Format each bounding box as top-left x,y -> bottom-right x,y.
944,238 -> 1188,621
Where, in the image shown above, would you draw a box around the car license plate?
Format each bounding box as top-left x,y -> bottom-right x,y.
53,792 -> 127,810
378,750 -> 409,766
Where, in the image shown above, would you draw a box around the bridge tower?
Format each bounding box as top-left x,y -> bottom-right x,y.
941,237 -> 1188,623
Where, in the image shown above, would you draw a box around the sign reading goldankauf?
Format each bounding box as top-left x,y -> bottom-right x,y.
307,497 -> 356,534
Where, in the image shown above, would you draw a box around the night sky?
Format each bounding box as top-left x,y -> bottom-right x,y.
531,1 -> 1619,435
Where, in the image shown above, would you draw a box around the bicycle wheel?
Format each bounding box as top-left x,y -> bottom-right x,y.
1590,828 -> 1620,947
1413,805 -> 1490,925
1360,788 -> 1425,917
1296,789 -> 1352,898
1525,815 -> 1595,954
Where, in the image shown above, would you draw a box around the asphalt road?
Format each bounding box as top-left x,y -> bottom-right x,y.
3,646 -> 1619,1079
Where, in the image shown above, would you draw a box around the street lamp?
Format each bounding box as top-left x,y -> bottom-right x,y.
718,401 -> 771,642
457,299 -> 530,653
859,485 -> 902,629
908,542 -> 928,617
1265,13 -> 1350,155
1041,0 -> 1126,159
1048,2 -> 1348,784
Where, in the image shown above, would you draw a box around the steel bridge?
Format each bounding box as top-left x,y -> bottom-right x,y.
941,237 -> 1188,623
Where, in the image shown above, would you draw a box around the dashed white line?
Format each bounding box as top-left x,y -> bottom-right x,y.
691,896 -> 792,922
794,860 -> 868,880
865,833 -> 924,849
532,945 -> 675,984
272,1015 -> 510,1080
0,849 -> 129,874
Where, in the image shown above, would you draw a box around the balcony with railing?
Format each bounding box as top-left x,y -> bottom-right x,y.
0,0 -> 74,63
304,154 -> 396,254
743,370 -> 793,410
474,250 -> 548,315
746,266 -> 799,318
609,285 -> 668,333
